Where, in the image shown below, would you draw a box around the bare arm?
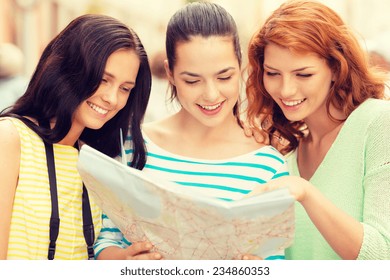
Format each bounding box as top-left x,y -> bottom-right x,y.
0,120 -> 21,259
97,242 -> 162,260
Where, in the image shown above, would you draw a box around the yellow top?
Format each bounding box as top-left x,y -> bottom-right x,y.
3,117 -> 102,259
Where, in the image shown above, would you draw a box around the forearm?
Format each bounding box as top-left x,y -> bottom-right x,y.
96,242 -> 162,260
96,246 -> 128,260
300,184 -> 363,259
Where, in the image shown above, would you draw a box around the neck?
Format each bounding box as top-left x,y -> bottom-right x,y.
175,110 -> 240,143
303,104 -> 346,143
307,123 -> 344,148
58,124 -> 84,146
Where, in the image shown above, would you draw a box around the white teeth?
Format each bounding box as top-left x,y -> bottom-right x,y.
87,102 -> 108,115
282,99 -> 305,106
200,103 -> 221,110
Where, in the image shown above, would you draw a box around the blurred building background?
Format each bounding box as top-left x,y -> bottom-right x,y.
1,0 -> 389,82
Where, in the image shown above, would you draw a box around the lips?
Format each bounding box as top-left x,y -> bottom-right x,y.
197,100 -> 225,116
87,101 -> 109,115
281,98 -> 306,107
198,102 -> 222,111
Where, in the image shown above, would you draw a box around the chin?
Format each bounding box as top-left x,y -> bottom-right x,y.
283,113 -> 303,122
85,122 -> 106,130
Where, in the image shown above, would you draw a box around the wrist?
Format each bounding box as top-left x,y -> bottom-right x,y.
297,179 -> 314,205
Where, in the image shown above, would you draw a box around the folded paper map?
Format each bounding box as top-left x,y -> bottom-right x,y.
77,144 -> 295,260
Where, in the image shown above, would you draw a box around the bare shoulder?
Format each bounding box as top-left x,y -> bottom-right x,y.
236,126 -> 267,151
142,116 -> 175,139
0,119 -> 21,250
0,119 -> 21,180
143,120 -> 165,137
0,119 -> 21,153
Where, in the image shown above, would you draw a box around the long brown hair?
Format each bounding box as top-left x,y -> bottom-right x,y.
246,0 -> 386,154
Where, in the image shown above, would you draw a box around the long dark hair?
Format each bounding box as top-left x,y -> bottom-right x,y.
1,14 -> 151,169
165,2 -> 242,119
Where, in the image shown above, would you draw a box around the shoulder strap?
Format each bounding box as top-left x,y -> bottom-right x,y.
43,141 -> 60,260
82,184 -> 95,260
40,120 -> 95,260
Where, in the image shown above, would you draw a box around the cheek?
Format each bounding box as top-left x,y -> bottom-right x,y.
174,82 -> 186,95
263,77 -> 275,96
176,83 -> 201,100
221,78 -> 240,96
118,94 -> 130,110
221,83 -> 238,98
307,79 -> 329,99
176,91 -> 193,106
72,104 -> 88,123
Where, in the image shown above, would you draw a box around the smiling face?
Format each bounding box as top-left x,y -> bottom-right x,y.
73,48 -> 140,131
167,35 -> 240,128
263,43 -> 334,123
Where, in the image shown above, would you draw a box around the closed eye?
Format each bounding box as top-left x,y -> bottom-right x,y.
185,80 -> 199,85
120,86 -> 132,93
297,73 -> 313,78
265,71 -> 279,76
218,76 -> 232,81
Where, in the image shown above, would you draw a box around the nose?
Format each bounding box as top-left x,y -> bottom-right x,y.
101,87 -> 118,106
203,81 -> 219,102
280,76 -> 297,98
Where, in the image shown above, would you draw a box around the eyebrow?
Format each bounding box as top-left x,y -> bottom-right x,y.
263,64 -> 314,72
104,71 -> 135,85
179,67 -> 236,77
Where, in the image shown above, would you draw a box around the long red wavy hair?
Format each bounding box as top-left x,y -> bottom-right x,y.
246,0 -> 387,154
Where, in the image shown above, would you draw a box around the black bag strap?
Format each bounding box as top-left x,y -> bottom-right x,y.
43,141 -> 60,260
40,120 -> 95,260
82,184 -> 95,260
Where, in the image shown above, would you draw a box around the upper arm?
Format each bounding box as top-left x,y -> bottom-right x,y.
94,213 -> 128,259
272,154 -> 290,179
359,109 -> 390,259
0,119 -> 21,259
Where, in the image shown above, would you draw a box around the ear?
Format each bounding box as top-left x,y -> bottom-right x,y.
164,59 -> 175,85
